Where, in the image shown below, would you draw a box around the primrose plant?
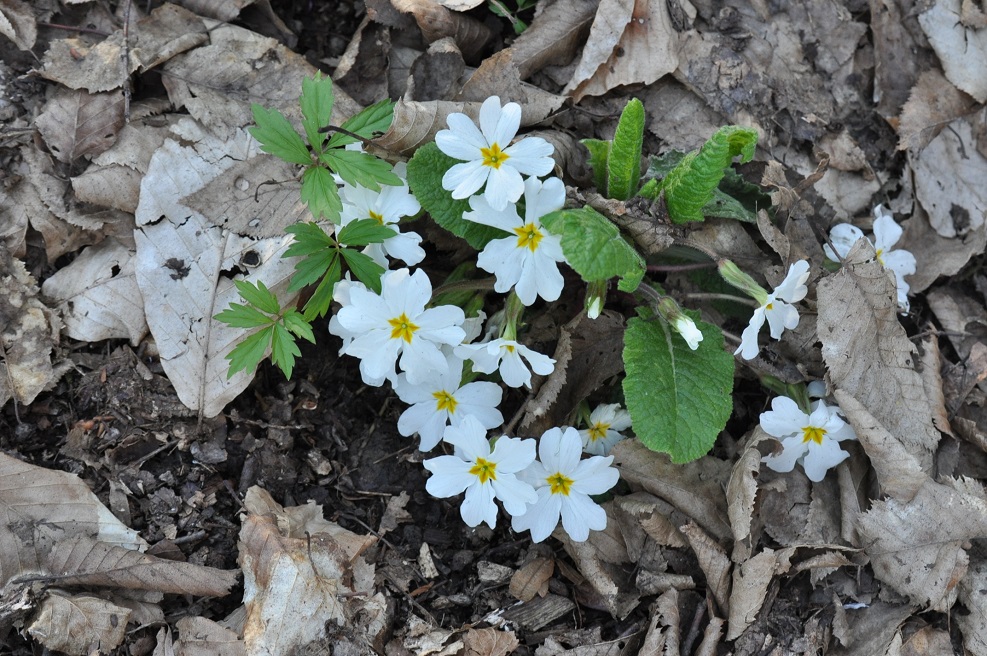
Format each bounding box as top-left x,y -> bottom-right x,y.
216,73 -> 828,543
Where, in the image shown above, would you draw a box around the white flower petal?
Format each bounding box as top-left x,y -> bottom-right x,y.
462,482 -> 498,528
491,99 -> 522,146
484,164 -> 525,211
764,300 -> 799,339
872,212 -> 903,251
560,493 -> 607,541
760,396 -> 807,438
825,223 -> 865,261
761,435 -> 807,474
511,488 -> 561,543
492,474 -> 537,515
773,260 -> 810,303
802,438 -> 850,482
503,138 -> 555,174
444,161 -> 489,199
735,306 -> 766,359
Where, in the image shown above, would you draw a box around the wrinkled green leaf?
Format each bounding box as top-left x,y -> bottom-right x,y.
300,166 -> 342,221
622,313 -> 734,462
301,73 -> 334,153
540,207 -> 645,292
581,138 -> 611,195
406,143 -> 506,250
607,98 -> 644,200
250,105 -> 312,166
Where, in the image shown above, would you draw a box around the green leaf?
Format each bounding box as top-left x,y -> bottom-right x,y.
214,303 -> 271,329
581,139 -> 611,195
607,98 -> 645,200
288,248 -> 337,292
406,143 -> 506,250
284,222 -> 336,257
659,125 -> 759,223
338,218 -> 396,246
226,326 -> 274,378
270,323 -> 302,379
233,280 -> 280,315
328,99 -> 395,149
321,149 -> 402,191
540,207 -> 645,292
283,310 -> 316,343
341,249 -> 385,293
301,73 -> 334,154
302,258 -> 342,320
300,166 -> 342,221
622,314 -> 734,463
249,105 -> 312,166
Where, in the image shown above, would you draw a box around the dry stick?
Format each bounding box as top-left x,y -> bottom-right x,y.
122,0 -> 133,121
680,597 -> 707,655
37,22 -> 110,37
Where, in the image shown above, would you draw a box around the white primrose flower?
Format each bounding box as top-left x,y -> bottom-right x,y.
339,162 -> 425,268
464,176 -> 568,306
760,395 -> 857,482
511,426 -> 620,542
672,315 -> 703,350
455,338 -> 555,389
423,416 -> 537,529
578,403 -> 632,456
823,204 -> 916,311
435,96 -> 555,211
735,260 -> 810,360
327,275 -> 366,355
393,353 -> 504,452
331,268 -> 465,387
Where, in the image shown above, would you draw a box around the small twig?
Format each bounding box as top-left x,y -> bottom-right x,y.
647,261 -> 717,273
684,292 -> 760,307
680,597 -> 707,655
122,0 -> 133,122
37,22 -> 111,37
430,278 -> 496,300
317,125 -> 373,145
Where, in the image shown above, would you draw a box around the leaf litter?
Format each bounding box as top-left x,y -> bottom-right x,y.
3,0 -> 987,653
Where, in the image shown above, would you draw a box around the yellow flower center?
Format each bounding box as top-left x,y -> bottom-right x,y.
433,390 -> 458,414
547,472 -> 574,496
765,302 -> 774,310
369,210 -> 384,225
587,422 -> 610,442
469,457 -> 497,483
480,143 -> 509,169
802,425 -> 827,444
876,248 -> 885,265
505,344 -> 515,353
513,223 -> 544,252
388,313 -> 419,343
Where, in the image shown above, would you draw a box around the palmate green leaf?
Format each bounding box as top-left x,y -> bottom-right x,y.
622,313 -> 734,463
288,248 -> 338,292
341,248 -> 384,293
581,138 -> 611,194
225,326 -> 274,379
233,279 -> 280,315
302,257 -> 342,320
321,149 -> 401,191
214,302 -> 271,329
250,105 -> 312,166
284,221 -> 335,257
406,143 -> 505,250
338,218 -> 395,246
540,207 -> 645,292
271,323 -> 303,380
301,72 -> 334,154
282,310 -> 316,343
328,99 -> 395,149
301,165 -> 342,221
607,98 -> 645,200
658,125 -> 758,223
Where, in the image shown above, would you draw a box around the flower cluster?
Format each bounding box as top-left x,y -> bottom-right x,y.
824,204 -> 915,312
325,98 -> 623,542
759,395 -> 857,482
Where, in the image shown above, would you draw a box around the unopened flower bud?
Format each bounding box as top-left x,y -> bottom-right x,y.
656,297 -> 702,350
584,280 -> 608,319
718,259 -> 769,305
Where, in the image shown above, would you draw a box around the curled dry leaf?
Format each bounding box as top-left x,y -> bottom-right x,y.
462,628 -> 520,656
898,202 -> 987,294
725,547 -> 795,641
42,238 -> 147,346
336,17 -> 391,106
391,0 -> 493,61
457,49 -> 566,120
130,4 -> 208,72
564,0 -> 678,101
727,428 -> 771,563
27,593 -> 130,656
40,35 -> 137,92
870,0 -> 934,119
556,529 -> 639,619
506,0 -> 600,80
407,37 -> 466,102
958,558 -> 987,655
0,249 -> 67,408
0,0 -> 35,50
178,0 -> 291,36
35,89 -> 125,164
174,616 -> 244,655
679,522 -> 730,616
918,0 -> 987,102
816,240 -> 939,470
581,192 -> 677,257
509,558 -> 553,603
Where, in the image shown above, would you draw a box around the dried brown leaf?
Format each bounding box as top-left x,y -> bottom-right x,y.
827,601 -> 913,655
174,616 -> 244,656
336,17 -> 391,106
612,437 -> 732,541
35,88 -> 125,164
506,0 -> 598,80
0,0 -> 36,50
727,428 -> 771,562
509,558 -> 553,602
27,592 -> 130,656
407,37 -> 465,102
817,240 -> 940,470
870,0 -> 935,119
918,0 -> 987,102
378,491 -> 411,536
462,627 -> 520,656
40,35 -> 137,92
391,0 -> 493,61
912,117 -> 987,238
680,522 -> 731,616
898,70 -> 978,152
564,0 -> 677,100
725,547 -> 795,641
72,164 -> 143,213
899,203 -> 987,294
919,334 -> 954,436
958,557 -> 987,655
130,4 -> 208,71
557,531 -> 638,618
457,49 -> 566,121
